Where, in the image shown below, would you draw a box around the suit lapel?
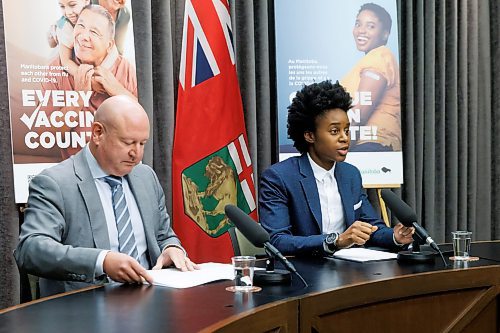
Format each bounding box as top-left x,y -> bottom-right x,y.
334,163 -> 355,224
74,151 -> 110,250
298,155 -> 322,230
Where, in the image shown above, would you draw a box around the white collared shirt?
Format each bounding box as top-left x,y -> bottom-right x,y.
85,146 -> 150,275
307,153 -> 345,234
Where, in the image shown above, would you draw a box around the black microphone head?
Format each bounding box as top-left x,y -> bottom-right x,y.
380,189 -> 418,226
224,204 -> 269,247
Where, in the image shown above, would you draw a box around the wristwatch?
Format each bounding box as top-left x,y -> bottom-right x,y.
324,232 -> 340,253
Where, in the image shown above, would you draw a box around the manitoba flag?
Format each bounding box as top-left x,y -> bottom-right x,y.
172,0 -> 257,263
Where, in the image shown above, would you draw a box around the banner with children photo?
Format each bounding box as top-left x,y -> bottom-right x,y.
274,0 -> 403,186
2,0 -> 137,202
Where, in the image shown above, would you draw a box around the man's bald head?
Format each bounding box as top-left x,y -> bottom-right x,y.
90,96 -> 150,176
94,95 -> 148,130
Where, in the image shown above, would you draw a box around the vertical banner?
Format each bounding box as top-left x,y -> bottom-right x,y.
173,0 -> 257,263
275,0 -> 403,186
2,1 -> 137,202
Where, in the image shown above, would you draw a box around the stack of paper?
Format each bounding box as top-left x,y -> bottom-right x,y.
146,262 -> 235,288
330,248 -> 398,262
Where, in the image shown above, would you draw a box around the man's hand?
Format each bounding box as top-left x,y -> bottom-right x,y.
337,221 -> 378,248
74,64 -> 94,92
393,223 -> 415,245
152,246 -> 199,272
93,66 -> 136,99
90,77 -> 107,95
103,252 -> 153,284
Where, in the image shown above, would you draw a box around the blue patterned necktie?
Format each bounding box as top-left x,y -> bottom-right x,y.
103,176 -> 139,260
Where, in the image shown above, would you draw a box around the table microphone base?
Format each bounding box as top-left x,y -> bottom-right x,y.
254,269 -> 291,285
397,250 -> 435,263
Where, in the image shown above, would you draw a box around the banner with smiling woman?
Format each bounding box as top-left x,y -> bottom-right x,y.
274,0 -> 402,186
2,1 -> 136,202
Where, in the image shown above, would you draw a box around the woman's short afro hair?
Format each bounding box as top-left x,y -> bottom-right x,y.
287,80 -> 352,154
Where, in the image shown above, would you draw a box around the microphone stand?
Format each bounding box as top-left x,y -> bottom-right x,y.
397,234 -> 435,263
253,249 -> 292,285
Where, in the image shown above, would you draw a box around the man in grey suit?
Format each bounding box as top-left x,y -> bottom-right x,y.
15,95 -> 197,297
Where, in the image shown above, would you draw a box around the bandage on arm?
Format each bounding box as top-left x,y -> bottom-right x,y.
356,70 -> 387,123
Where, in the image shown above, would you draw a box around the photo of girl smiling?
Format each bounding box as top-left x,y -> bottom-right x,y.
341,2 -> 401,152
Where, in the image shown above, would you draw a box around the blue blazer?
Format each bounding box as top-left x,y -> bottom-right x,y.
258,154 -> 397,255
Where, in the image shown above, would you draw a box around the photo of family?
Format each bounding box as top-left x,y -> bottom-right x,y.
3,0 -> 136,202
4,0 -> 136,163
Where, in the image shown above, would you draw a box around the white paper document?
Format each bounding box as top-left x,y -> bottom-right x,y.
146,262 -> 235,288
330,248 -> 398,262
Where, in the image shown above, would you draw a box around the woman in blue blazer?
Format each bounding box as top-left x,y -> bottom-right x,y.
259,81 -> 413,256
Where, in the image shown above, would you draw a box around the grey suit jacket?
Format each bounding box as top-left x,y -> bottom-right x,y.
15,150 -> 181,296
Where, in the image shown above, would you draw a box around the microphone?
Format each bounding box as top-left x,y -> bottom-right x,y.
225,204 -> 308,286
224,204 -> 296,273
224,204 -> 270,246
263,242 -> 297,273
380,190 -> 445,264
380,189 -> 439,252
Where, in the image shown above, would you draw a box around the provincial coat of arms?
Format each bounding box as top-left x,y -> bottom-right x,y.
181,135 -> 256,237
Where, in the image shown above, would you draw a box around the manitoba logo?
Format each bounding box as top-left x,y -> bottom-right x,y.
181,134 -> 256,237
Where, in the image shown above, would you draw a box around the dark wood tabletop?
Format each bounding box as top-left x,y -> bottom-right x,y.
1,241 -> 499,333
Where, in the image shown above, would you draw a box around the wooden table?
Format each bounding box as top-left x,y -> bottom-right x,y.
1,241 -> 499,332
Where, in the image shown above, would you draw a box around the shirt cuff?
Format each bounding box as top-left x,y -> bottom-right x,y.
162,244 -> 187,257
393,233 -> 405,247
95,250 -> 110,277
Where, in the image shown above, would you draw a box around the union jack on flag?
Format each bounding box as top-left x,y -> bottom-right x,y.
179,0 -> 236,89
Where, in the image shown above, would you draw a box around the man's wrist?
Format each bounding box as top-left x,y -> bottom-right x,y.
95,250 -> 110,280
392,233 -> 405,246
162,244 -> 187,257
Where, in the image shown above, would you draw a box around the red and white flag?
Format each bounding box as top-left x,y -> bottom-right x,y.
172,0 -> 257,263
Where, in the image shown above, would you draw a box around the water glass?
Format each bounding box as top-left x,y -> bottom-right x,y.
231,256 -> 256,291
452,231 -> 472,260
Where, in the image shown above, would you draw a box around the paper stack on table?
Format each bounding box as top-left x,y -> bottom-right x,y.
330,248 -> 398,263
146,262 -> 235,288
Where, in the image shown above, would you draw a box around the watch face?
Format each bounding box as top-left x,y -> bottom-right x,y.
326,233 -> 337,245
